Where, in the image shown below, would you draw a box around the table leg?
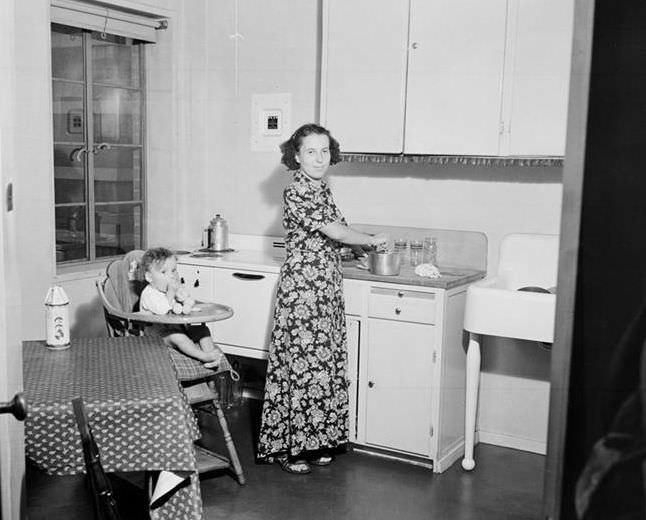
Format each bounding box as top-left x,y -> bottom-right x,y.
462,332 -> 481,471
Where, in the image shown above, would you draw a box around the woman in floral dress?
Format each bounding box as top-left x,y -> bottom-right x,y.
257,123 -> 389,474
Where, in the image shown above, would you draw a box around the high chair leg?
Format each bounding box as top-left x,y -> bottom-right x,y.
211,397 -> 246,486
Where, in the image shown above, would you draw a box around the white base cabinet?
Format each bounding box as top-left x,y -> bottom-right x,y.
364,319 -> 434,455
177,262 -> 279,360
345,278 -> 467,472
178,260 -> 468,472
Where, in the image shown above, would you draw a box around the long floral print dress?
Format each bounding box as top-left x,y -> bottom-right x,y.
257,170 -> 349,460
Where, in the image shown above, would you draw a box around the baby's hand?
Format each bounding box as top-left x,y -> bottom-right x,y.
181,297 -> 195,314
175,286 -> 189,302
171,301 -> 183,314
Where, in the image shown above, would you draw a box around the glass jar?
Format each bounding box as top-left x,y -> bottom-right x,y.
409,240 -> 423,266
423,237 -> 438,266
394,238 -> 409,264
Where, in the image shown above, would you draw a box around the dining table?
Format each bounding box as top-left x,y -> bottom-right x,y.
23,336 -> 205,519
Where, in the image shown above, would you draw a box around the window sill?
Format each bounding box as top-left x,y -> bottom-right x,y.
55,261 -> 111,283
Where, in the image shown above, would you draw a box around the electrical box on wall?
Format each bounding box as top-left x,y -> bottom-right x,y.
251,93 -> 292,152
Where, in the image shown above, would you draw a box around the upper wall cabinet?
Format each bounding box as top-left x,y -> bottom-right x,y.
321,0 -> 409,154
320,0 -> 574,157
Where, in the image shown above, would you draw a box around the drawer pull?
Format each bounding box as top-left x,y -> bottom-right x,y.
395,307 -> 402,315
397,291 -> 404,298
232,272 -> 265,281
368,381 -> 375,388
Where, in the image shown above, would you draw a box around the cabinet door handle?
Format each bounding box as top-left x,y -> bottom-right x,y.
395,307 -> 402,315
193,279 -> 200,288
411,42 -> 419,49
397,291 -> 404,298
368,381 -> 375,388
232,272 -> 265,281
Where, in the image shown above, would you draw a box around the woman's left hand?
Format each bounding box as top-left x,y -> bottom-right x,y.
371,232 -> 391,251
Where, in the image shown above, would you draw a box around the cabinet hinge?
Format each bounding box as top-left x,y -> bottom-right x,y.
429,425 -> 434,437
498,121 -> 505,135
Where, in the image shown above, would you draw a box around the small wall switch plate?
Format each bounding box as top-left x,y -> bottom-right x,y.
251,93 -> 292,152
6,182 -> 13,212
260,109 -> 282,136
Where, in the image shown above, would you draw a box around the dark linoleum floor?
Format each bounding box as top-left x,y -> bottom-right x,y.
27,398 -> 545,519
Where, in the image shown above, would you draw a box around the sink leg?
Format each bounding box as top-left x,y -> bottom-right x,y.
462,332 -> 481,471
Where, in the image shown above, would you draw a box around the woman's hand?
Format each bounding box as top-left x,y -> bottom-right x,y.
371,232 -> 391,251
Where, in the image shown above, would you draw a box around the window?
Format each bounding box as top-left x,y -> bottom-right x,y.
52,23 -> 145,264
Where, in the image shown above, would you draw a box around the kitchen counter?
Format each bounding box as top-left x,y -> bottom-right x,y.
342,261 -> 485,289
178,249 -> 485,289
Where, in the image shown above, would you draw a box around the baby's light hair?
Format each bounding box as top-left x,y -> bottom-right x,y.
140,247 -> 174,274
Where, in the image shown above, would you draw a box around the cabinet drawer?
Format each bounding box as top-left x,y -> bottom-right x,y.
368,287 -> 436,324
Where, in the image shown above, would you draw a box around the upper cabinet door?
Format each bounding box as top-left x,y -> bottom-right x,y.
404,0 -> 508,155
502,0 -> 575,156
321,0 -> 409,153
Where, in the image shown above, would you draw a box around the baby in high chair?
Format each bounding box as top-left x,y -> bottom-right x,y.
139,247 -> 225,369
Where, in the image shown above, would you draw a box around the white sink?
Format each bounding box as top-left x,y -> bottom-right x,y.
461,233 -> 559,471
464,233 -> 559,343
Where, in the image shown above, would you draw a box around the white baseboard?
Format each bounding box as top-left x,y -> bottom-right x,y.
478,430 -> 546,455
434,439 -> 465,473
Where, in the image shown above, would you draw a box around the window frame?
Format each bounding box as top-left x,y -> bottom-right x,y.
52,23 -> 147,268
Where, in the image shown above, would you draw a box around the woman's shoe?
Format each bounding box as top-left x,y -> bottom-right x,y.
309,451 -> 335,466
276,455 -> 311,475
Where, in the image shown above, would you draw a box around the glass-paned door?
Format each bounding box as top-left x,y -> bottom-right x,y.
52,24 -> 145,264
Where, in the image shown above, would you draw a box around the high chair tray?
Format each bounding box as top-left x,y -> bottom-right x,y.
135,302 -> 233,324
124,302 -> 233,325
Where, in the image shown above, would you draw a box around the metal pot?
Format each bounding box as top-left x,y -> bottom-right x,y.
367,251 -> 401,276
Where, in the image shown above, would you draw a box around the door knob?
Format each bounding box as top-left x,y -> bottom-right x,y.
0,392 -> 27,421
368,381 -> 375,388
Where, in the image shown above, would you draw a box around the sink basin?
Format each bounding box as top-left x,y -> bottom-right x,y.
461,233 -> 559,471
463,233 -> 559,343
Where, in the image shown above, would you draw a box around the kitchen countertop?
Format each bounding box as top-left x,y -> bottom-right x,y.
178,249 -> 485,290
342,261 -> 485,289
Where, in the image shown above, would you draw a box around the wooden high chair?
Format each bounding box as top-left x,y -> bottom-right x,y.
96,250 -> 245,485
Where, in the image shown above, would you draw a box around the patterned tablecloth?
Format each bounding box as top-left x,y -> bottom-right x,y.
23,337 -> 204,520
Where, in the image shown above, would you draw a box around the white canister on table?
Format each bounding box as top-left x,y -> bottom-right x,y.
45,285 -> 70,350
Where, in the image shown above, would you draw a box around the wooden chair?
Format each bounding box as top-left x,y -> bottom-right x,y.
95,250 -> 245,485
72,397 -> 122,520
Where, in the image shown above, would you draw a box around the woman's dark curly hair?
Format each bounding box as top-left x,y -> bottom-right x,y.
280,123 -> 342,171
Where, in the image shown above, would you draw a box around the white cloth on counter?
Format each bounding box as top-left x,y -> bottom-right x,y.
414,263 -> 441,278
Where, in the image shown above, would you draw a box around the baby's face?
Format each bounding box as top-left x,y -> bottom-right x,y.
146,256 -> 179,293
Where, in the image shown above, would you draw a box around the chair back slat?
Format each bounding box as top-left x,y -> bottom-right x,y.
72,397 -> 122,520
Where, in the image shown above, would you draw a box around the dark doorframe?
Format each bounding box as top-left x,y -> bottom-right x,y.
545,0 -> 646,518
543,0 -> 595,517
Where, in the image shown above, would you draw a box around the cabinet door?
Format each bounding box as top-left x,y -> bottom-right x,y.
404,0 -> 508,155
346,317 -> 360,441
503,0 -> 574,156
321,0 -> 409,153
211,268 -> 278,353
177,263 -> 215,304
364,318 -> 434,456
